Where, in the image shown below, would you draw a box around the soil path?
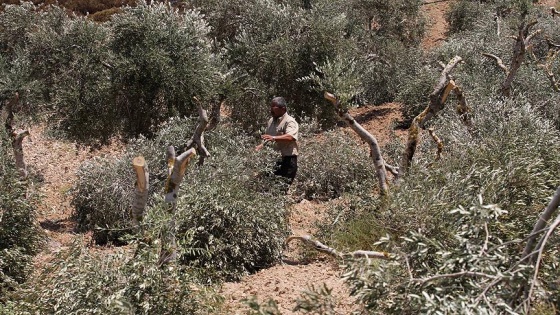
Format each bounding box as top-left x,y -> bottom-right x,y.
421,0 -> 452,50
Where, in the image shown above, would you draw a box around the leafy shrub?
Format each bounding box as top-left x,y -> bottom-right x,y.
72,117 -> 290,280
109,1 -> 225,136
446,0 -> 484,34
26,10 -> 118,144
7,243 -> 224,314
329,92 -> 560,314
295,130 -> 377,200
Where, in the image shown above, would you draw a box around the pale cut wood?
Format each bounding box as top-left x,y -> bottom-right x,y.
285,235 -> 392,260
164,148 -> 196,203
131,156 -> 149,228
324,92 -> 389,195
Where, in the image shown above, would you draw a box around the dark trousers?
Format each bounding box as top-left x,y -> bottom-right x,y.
274,155 -> 298,183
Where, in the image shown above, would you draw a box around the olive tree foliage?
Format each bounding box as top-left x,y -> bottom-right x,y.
72,117 -> 289,281
4,243 -> 224,314
319,94 -> 560,313
0,129 -> 42,299
24,8 -> 118,143
109,1 -> 225,137
207,0 -> 424,132
0,2 -> 42,115
0,1 -> 225,143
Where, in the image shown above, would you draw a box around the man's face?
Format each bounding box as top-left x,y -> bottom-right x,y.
270,103 -> 286,118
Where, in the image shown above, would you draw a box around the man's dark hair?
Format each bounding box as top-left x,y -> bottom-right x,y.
271,96 -> 287,108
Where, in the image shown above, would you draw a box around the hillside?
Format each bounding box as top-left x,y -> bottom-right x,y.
2,0 -> 560,314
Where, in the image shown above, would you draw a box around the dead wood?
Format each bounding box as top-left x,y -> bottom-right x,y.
285,235 -> 392,260
400,56 -> 462,177
324,92 -> 389,195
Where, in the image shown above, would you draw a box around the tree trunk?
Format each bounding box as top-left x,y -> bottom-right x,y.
159,146 -> 196,266
12,129 -> 29,179
400,56 -> 462,177
131,156 -> 149,230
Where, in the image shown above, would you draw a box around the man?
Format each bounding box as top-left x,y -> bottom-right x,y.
255,96 -> 299,183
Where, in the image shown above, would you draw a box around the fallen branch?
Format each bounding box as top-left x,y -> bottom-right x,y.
520,185 -> 560,264
412,271 -> 498,286
324,92 -> 389,195
285,235 -> 392,260
526,213 -> 560,311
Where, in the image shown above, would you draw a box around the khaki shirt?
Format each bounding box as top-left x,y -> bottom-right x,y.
266,113 -> 299,156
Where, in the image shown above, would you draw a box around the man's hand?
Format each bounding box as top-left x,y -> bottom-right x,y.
261,134 -> 275,142
255,143 -> 264,151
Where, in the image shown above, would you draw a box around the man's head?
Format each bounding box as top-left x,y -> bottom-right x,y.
270,96 -> 287,118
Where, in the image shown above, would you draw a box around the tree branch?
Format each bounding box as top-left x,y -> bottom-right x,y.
324,92 -> 389,195
427,128 -> 443,161
285,235 -> 392,260
412,271 -> 498,286
400,56 -> 462,177
482,53 -> 509,74
186,98 -> 211,166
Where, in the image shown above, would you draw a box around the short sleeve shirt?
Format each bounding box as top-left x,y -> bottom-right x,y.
265,113 -> 299,156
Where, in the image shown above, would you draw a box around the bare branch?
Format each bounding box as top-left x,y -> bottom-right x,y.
482,53 -> 509,74
186,98 -> 211,165
12,129 -> 29,179
536,48 -> 560,92
412,271 -> 498,286
520,185 -> 560,264
285,235 -> 392,260
384,163 -> 399,177
526,213 -> 560,311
